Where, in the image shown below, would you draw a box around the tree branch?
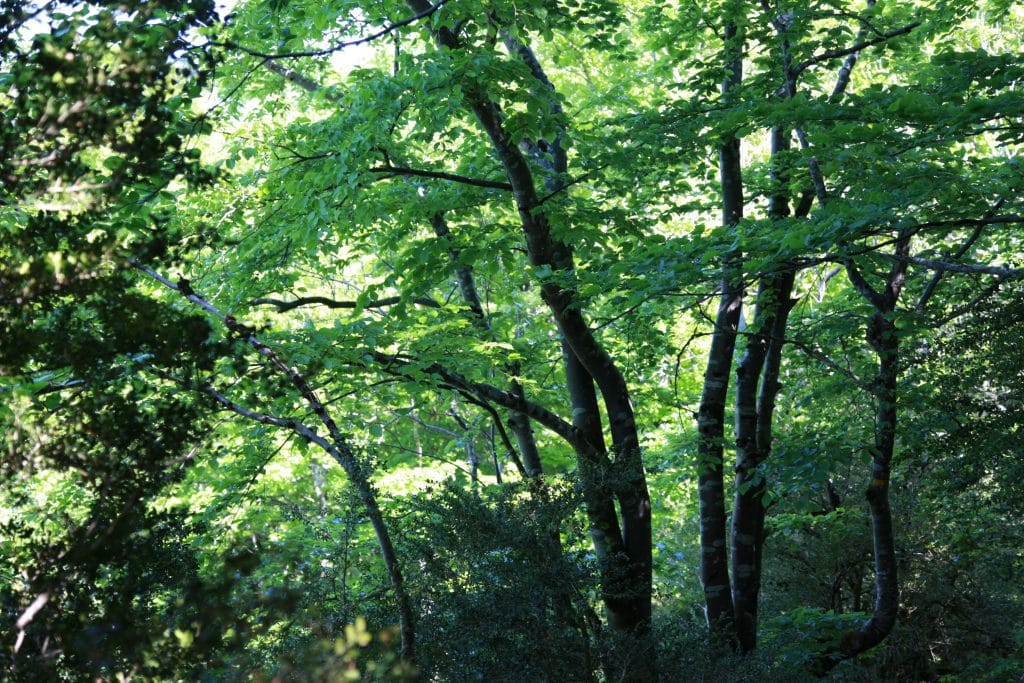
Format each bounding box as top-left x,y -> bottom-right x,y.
786,336 -> 866,387
129,259 -> 417,658
204,385 -> 332,449
252,295 -> 442,312
830,0 -> 877,99
454,392 -> 529,478
844,259 -> 888,310
222,0 -> 448,60
926,227 -> 983,278
263,61 -> 343,102
367,351 -> 586,451
903,214 -> 1024,233
883,254 -> 1024,278
916,198 -> 1003,311
792,21 -> 921,78
927,278 -> 1011,326
368,164 -> 513,191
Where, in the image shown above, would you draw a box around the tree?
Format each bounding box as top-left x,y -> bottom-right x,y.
1,0 -> 221,676
678,0 -> 1024,661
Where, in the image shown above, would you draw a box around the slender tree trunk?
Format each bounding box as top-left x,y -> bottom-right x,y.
730,269 -> 795,650
562,334 -> 629,603
697,278 -> 740,633
730,280 -> 770,649
697,16 -> 744,635
729,124 -> 797,651
350,472 -> 417,661
508,34 -> 654,638
813,309 -> 899,673
815,237 -> 909,673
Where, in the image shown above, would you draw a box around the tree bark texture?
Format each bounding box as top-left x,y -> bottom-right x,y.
730,269 -> 796,651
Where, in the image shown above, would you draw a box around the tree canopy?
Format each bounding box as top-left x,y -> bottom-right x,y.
2,0 -> 1023,679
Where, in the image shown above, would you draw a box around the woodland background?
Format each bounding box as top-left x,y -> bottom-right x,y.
1,0 -> 1023,680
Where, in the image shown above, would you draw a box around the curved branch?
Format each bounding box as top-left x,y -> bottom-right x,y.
368,351 -> 586,451
205,385 -> 327,445
927,277 -> 1011,326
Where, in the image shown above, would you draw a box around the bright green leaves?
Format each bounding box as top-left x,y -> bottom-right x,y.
2,0 -> 1023,677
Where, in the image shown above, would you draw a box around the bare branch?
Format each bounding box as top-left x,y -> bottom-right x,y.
904,214 -> 1024,233
204,385 -> 332,449
786,336 -> 866,386
129,259 -> 228,322
130,259 -> 416,657
454,392 -> 529,477
817,265 -> 843,302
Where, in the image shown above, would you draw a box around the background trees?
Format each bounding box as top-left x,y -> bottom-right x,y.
2,0 -> 1022,680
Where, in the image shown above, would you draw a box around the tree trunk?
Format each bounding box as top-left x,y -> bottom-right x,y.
816,239 -> 909,673
730,123 -> 797,651
697,16 -> 744,635
813,309 -> 899,673
730,269 -> 795,651
405,7 -> 655,676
